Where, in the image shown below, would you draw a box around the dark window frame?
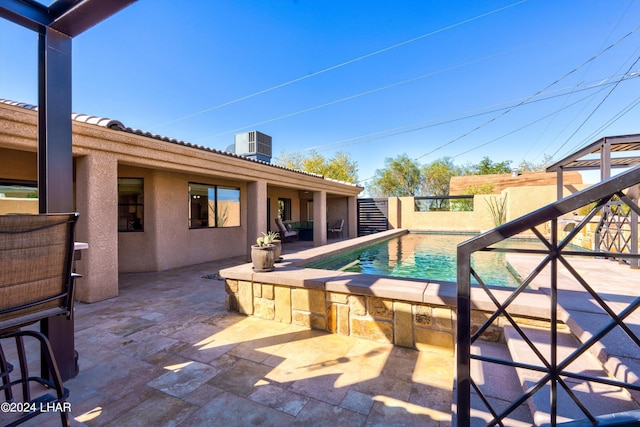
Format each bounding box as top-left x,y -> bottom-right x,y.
278,198 -> 292,221
189,182 -> 241,229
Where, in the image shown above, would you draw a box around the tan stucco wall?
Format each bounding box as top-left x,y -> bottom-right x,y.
388,184 -> 592,232
116,166 -> 249,273
327,197 -> 350,237
267,187 -> 301,231
389,196 -> 494,232
75,152 -> 119,302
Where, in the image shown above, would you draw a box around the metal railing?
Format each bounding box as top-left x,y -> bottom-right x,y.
595,199 -> 640,268
456,165 -> 640,426
414,195 -> 474,212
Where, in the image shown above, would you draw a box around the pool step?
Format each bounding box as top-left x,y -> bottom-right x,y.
503,325 -> 640,425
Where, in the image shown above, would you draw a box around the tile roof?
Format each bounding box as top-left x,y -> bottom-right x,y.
0,99 -> 360,187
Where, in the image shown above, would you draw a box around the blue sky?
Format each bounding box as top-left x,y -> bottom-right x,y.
1,0 -> 639,185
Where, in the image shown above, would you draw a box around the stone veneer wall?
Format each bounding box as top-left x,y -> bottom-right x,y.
220,230 -> 560,352
224,278 -> 491,354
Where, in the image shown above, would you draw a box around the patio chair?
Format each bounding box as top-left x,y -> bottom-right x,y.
328,219 -> 344,239
0,213 -> 79,427
275,218 -> 298,242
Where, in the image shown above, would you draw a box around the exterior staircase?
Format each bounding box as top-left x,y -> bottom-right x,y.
455,165 -> 640,426
455,318 -> 640,426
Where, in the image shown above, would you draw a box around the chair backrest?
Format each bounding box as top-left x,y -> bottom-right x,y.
336,219 -> 344,230
275,218 -> 286,233
0,213 -> 79,330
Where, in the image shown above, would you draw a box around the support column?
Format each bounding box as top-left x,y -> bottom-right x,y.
38,27 -> 72,213
37,27 -> 76,381
74,153 -> 119,302
556,168 -> 564,201
348,196 -> 358,238
313,190 -> 327,246
247,180 -> 268,261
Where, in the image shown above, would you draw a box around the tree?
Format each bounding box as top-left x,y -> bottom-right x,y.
421,157 -> 461,197
368,154 -> 422,197
518,154 -> 554,172
469,156 -> 512,175
276,150 -> 358,183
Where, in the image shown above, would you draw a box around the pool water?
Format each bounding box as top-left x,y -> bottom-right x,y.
309,233 -> 544,287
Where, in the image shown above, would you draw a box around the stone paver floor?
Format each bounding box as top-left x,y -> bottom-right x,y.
3,250 -> 454,426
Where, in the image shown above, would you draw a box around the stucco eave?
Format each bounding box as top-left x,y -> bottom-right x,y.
1,102 -> 362,196
72,123 -> 361,196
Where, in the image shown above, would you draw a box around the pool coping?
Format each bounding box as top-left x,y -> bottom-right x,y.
220,229 -> 564,323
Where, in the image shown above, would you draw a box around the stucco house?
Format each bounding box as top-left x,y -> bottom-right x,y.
0,99 -> 363,303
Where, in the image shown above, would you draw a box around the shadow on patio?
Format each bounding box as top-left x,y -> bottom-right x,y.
3,254 -> 454,426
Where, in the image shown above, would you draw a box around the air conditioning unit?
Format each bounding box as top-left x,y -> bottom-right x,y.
234,131 -> 272,162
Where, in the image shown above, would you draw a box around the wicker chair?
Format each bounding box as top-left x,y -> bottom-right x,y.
0,213 -> 79,427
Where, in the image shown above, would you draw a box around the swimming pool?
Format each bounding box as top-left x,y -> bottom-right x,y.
308,233 -> 540,287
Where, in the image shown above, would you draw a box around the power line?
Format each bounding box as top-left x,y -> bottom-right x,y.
152,0 -> 528,129
450,89 -> 607,159
550,54 -> 640,159
195,50 -> 514,142
301,72 -> 638,155
354,74 -> 639,184
554,94 -> 640,161
412,23 -> 640,162
526,0 -> 636,160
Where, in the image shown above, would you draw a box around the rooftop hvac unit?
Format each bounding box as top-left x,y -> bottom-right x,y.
234,131 -> 272,162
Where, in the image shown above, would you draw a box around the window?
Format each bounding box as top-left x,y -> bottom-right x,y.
189,183 -> 240,229
306,200 -> 314,221
0,179 -> 38,199
118,178 -> 144,231
278,198 -> 292,221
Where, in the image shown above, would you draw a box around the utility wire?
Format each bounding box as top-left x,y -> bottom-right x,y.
525,0 -> 635,160
412,24 -> 640,162
550,54 -> 640,159
195,50 -> 514,142
451,88 -> 607,159
554,94 -> 640,161
304,72 -> 638,154
152,0 -> 528,129
354,73 -> 639,184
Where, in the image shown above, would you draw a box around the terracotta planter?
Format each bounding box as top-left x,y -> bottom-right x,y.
251,244 -> 276,272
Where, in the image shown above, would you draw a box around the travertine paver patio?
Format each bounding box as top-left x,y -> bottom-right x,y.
3,244 -> 454,426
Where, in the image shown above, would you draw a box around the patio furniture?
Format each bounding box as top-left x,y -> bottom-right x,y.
0,213 -> 79,427
275,218 -> 298,241
328,219 -> 344,239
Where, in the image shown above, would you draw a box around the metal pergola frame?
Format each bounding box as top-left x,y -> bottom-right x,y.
547,134 -> 640,269
546,134 -> 640,199
0,0 -> 137,380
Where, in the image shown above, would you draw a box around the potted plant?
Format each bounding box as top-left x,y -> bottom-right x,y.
251,231 -> 279,272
